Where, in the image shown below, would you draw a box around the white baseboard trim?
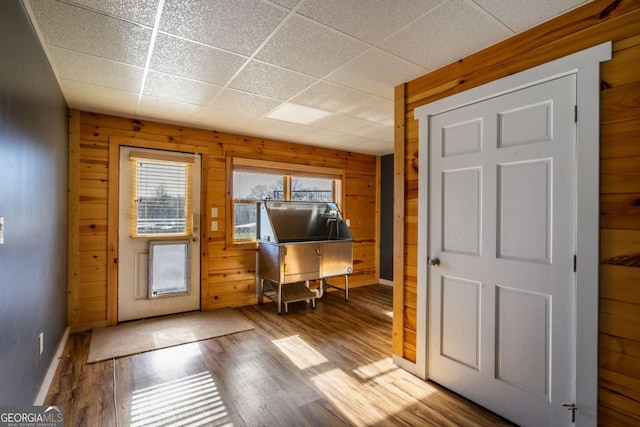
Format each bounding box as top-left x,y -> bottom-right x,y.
34,326 -> 70,405
378,279 -> 393,287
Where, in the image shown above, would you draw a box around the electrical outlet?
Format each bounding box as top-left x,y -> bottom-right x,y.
38,332 -> 44,355
211,221 -> 218,232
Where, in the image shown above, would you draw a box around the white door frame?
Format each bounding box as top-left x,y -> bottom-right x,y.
399,41 -> 611,426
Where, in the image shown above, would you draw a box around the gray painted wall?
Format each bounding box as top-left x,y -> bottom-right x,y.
379,154 -> 393,281
0,0 -> 68,404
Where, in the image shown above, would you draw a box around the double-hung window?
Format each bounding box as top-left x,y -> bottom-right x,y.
230,158 -> 344,242
232,170 -> 283,240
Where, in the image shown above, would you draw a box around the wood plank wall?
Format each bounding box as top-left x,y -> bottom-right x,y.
69,110 -> 378,331
393,0 -> 640,424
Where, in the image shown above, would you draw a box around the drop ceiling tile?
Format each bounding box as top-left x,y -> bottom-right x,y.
318,133 -> 392,154
160,0 -> 287,56
138,96 -> 206,125
344,95 -> 394,125
256,15 -> 367,78
211,89 -> 283,117
302,128 -> 355,146
348,122 -> 394,143
474,0 -> 589,32
340,134 -> 381,146
143,71 -> 221,106
150,33 -> 247,85
66,0 -> 160,26
379,0 -> 512,70
326,48 -> 428,100
308,114 -> 373,133
351,140 -> 394,155
254,118 -> 309,139
59,79 -> 138,116
27,0 -> 151,66
297,0 -> 440,44
196,108 -> 258,134
291,81 -> 372,114
267,0 -> 301,9
229,61 -> 317,101
48,46 -> 144,93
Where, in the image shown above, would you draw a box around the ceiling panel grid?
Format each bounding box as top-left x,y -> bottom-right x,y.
24,0 -> 589,155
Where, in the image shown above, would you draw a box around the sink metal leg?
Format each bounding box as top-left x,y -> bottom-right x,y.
344,275 -> 349,301
259,278 -> 264,304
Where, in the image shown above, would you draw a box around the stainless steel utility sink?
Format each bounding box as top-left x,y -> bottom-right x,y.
257,201 -> 353,313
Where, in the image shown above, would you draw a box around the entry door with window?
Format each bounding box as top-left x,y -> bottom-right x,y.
118,147 -> 201,322
426,75 -> 577,426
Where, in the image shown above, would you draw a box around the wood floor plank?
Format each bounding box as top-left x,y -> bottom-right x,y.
46,285 -> 512,426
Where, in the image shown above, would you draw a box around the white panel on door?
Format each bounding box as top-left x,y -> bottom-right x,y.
496,286 -> 550,399
443,168 -> 481,255
134,249 -> 148,300
498,101 -> 552,148
442,118 -> 483,157
498,159 -> 551,263
441,276 -> 480,370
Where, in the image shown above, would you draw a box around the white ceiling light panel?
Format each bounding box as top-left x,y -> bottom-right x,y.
266,103 -> 332,125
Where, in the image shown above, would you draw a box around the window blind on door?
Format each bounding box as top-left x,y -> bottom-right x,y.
129,154 -> 193,237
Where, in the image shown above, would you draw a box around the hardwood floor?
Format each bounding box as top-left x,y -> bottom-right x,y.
46,285 -> 513,426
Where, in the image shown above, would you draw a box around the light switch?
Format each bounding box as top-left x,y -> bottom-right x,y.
211,207 -> 218,218
0,216 -> 4,245
345,219 -> 350,227
211,221 -> 218,231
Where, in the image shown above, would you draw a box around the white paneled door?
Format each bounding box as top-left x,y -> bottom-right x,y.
427,75 -> 577,426
118,147 -> 201,322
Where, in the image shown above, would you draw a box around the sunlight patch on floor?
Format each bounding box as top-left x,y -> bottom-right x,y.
272,335 -> 329,370
130,371 -> 232,427
310,357 -> 437,426
148,342 -> 202,370
353,357 -> 398,380
311,368 -> 389,426
354,358 -> 435,401
270,335 -> 440,425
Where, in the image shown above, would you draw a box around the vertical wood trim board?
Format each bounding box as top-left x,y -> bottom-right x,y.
200,162 -> 209,310
375,156 -> 381,285
67,109 -> 80,328
393,83 -> 406,356
106,143 -> 119,326
397,0 -> 640,424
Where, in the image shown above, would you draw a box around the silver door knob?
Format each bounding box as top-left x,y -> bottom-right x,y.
428,257 -> 440,266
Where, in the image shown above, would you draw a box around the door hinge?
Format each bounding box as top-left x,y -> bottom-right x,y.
573,254 -> 577,272
574,105 -> 578,123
